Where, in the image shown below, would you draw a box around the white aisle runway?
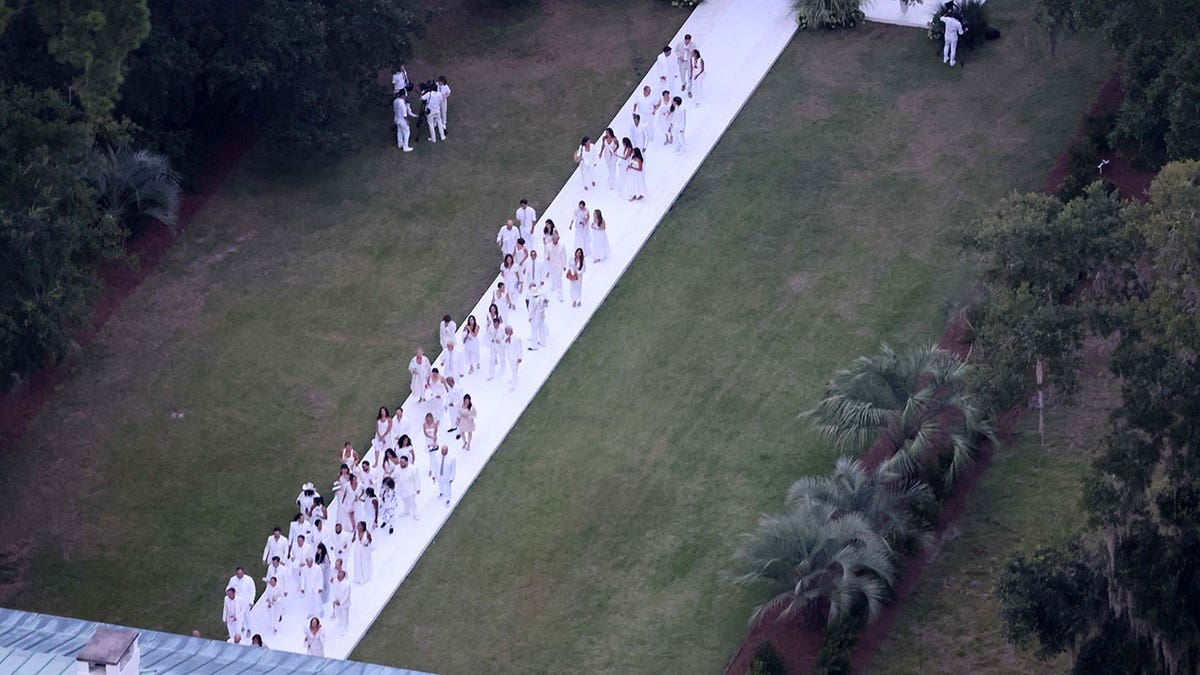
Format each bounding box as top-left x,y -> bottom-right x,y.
247,0 -> 799,659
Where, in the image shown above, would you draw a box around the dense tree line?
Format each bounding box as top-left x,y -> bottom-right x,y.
0,0 -> 422,385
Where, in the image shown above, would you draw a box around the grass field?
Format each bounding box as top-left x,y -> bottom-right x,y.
865,362 -> 1117,674
0,0 -> 1111,673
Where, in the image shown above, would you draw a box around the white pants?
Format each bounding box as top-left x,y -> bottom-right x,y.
943,37 -> 958,64
428,109 -> 445,141
400,495 -> 418,520
438,478 -> 453,503
267,603 -> 283,632
549,270 -> 563,301
442,345 -> 460,377
531,318 -> 547,347
438,103 -> 448,130
675,128 -> 686,153
488,343 -> 503,377
580,162 -> 596,188
677,60 -> 690,89
226,619 -> 240,641
507,355 -> 520,385
333,601 -> 350,633
395,122 -> 410,149
691,75 -> 703,103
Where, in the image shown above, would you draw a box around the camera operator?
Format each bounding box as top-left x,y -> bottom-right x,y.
420,80 -> 446,143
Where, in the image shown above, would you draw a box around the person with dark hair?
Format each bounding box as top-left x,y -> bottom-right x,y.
655,45 -> 674,91
263,556 -> 289,595
515,199 -> 537,241
393,90 -> 415,152
655,89 -> 673,146
420,82 -> 446,142
567,248 -> 585,307
436,75 -> 452,132
435,444 -> 457,506
626,148 -> 647,201
458,394 -> 477,451
575,136 -> 597,191
251,633 -> 266,647
262,527 -> 288,569
222,587 -> 247,642
630,115 -> 648,155
304,617 -> 325,657
571,200 -> 591,259
941,10 -> 965,66
634,85 -> 657,143
263,575 -> 284,633
690,49 -> 706,103
672,96 -> 688,154
463,315 -> 481,374
600,128 -> 621,189
547,229 -> 568,303
486,314 -> 504,380
227,567 -> 256,638
396,454 -> 421,521
675,34 -> 699,91
353,521 -> 373,584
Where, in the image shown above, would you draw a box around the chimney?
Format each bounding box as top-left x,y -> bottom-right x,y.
75,627 -> 140,675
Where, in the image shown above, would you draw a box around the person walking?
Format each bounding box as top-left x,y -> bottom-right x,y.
527,282 -> 549,349
690,49 -> 705,104
567,248 -> 585,307
626,149 -> 647,201
436,76 -> 452,132
600,128 -> 620,190
434,445 -> 457,506
575,136 -> 597,191
395,455 -> 420,520
304,617 -> 325,657
655,46 -> 674,93
462,315 -> 481,374
515,199 -> 537,241
486,314 -> 504,380
330,570 -> 351,636
672,96 -> 687,154
353,521 -> 373,584
421,84 -> 446,142
591,208 -> 610,263
570,200 -> 591,259
457,394 -> 477,451
504,325 -> 523,388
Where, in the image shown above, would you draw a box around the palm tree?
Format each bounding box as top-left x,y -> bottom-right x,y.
786,458 -> 932,552
791,0 -> 864,29
802,343 -> 995,490
84,147 -> 182,235
732,502 -> 896,628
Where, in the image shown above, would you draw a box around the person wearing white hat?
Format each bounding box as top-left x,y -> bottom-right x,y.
296,483 -> 319,517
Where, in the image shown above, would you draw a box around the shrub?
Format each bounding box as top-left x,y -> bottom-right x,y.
814,612 -> 863,675
792,0 -> 864,30
928,1 -> 990,51
747,640 -> 788,675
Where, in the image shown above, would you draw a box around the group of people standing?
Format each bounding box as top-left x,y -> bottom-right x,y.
220,31 -> 711,658
391,65 -> 453,151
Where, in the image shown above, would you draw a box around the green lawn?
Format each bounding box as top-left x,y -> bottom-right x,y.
865,365 -> 1116,674
0,1 -> 1110,673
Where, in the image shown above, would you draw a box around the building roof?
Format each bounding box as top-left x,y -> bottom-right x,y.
0,608 -> 435,675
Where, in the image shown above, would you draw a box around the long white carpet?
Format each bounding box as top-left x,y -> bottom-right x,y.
246,0 -> 799,659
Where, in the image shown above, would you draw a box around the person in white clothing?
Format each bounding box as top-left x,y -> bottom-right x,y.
634,85 -> 657,143
570,200 -> 591,258
672,96 -> 687,154
676,34 -> 699,90
444,375 -> 463,432
434,445 -> 457,506
527,283 -> 548,349
263,556 -> 289,596
439,314 -> 461,378
546,230 -> 568,303
462,314 -> 481,374
420,85 -> 446,142
288,534 -> 312,590
567,248 -> 585,307
575,136 -> 597,191
330,570 -> 351,635
496,219 -> 520,258
227,568 -> 256,629
263,576 -> 285,634
941,13 -> 965,66
353,521 -> 373,584
599,128 -> 620,190
630,114 -> 649,154
395,455 -> 421,520
393,91 -> 415,152
655,46 -> 674,93
515,199 -> 537,241
655,90 -> 673,146
409,348 -> 431,402
391,66 -> 409,93
436,75 -> 452,132
331,523 -> 352,563
262,528 -> 289,569
299,558 -> 324,619
304,617 -> 325,657
503,325 -> 523,388
486,314 -> 504,379
223,587 -> 248,642
690,49 -> 706,103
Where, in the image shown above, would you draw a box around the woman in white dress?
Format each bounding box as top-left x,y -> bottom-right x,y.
575,136 -> 597,191
591,209 -> 610,263
335,466 -> 355,531
304,617 -> 325,657
409,348 -> 431,403
457,394 -> 477,451
422,412 -> 439,478
315,543 -> 332,601
655,90 -> 673,146
626,149 -> 647,201
462,315 -> 481,374
542,219 -> 557,250
618,138 -> 634,194
499,255 -> 520,310
360,487 -> 380,532
599,128 -> 620,190
397,434 -> 416,465
353,521 -> 373,584
690,49 -> 705,103
570,200 -> 591,259
375,407 -> 392,453
486,303 -> 504,337
338,442 -> 358,469
567,248 -> 585,307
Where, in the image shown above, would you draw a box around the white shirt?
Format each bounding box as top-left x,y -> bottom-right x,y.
332,576 -> 351,606
393,97 -> 412,124
655,52 -> 673,83
941,16 -> 964,40
227,574 -> 256,605
673,102 -> 687,131
676,38 -> 699,63
437,82 -> 452,98
440,320 -> 457,347
262,534 -> 289,565
496,226 -> 520,256
223,594 -> 247,623
506,336 -> 523,360
392,70 -> 408,92
395,465 -> 420,498
515,206 -> 537,239
263,561 -> 289,585
421,89 -> 443,110
630,121 -> 648,150
434,453 -> 457,483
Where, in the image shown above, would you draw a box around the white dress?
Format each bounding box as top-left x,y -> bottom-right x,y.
656,99 -> 672,143
573,208 -> 591,257
462,325 -> 480,368
577,144 -> 596,189
304,627 -> 325,657
569,261 -> 584,302
500,263 -> 519,302
592,221 -> 610,261
353,531 -> 373,584
601,138 -> 619,189
409,356 -> 430,398
627,158 -> 647,198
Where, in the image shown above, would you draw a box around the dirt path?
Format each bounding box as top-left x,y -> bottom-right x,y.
723,71 -> 1158,675
0,126 -> 253,457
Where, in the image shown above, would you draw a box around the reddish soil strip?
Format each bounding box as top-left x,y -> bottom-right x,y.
0,127 -> 253,457
724,72 -> 1158,675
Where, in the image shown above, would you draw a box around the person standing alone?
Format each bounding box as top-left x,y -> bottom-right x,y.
941,11 -> 965,66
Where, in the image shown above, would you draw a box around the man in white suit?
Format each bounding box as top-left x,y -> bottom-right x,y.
941,12 -> 965,66
435,445 -> 456,506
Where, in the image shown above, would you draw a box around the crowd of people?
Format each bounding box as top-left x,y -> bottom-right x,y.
391,65 -> 453,151
219,32 -> 711,658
